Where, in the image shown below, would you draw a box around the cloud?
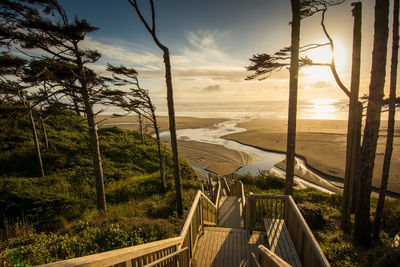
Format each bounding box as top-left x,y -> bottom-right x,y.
81,37 -> 161,65
313,80 -> 333,89
182,30 -> 244,68
203,85 -> 221,91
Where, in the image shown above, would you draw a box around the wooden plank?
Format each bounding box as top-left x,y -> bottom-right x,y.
281,221 -> 302,267
264,218 -> 301,267
258,245 -> 291,267
37,237 -> 182,267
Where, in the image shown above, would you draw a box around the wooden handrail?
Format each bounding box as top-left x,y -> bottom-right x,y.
222,176 -> 231,194
247,194 -> 330,267
258,245 -> 291,267
38,236 -> 183,267
285,196 -> 330,267
179,191 -> 215,238
248,194 -> 287,200
40,190 -> 217,267
143,247 -> 189,267
239,181 -> 246,209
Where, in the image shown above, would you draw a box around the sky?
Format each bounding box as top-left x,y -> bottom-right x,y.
57,0 -> 395,110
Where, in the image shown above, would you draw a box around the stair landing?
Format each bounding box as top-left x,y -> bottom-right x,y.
192,227 -> 264,267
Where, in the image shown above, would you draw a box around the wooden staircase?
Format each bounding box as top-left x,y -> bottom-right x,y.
39,174 -> 330,267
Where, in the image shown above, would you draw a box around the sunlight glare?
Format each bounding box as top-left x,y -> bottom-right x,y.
301,39 -> 347,82
307,98 -> 340,120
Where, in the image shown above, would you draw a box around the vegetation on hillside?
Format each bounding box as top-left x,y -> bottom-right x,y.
0,110 -> 199,266
236,171 -> 400,266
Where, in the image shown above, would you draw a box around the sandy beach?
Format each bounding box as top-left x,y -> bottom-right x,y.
97,115 -> 254,175
97,115 -> 226,132
224,119 -> 400,194
98,115 -> 400,195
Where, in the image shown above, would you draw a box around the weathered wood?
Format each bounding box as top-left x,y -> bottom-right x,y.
143,247 -> 189,267
264,219 -> 301,267
222,177 -> 231,195
192,227 -> 261,267
37,237 -> 182,267
258,245 -> 292,267
285,196 -> 330,267
179,190 -> 218,264
219,196 -> 242,228
247,195 -> 329,267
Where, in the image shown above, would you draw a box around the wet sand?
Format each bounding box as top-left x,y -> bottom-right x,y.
97,115 -> 252,175
223,119 -> 400,194
96,115 -> 226,132
97,115 -> 400,194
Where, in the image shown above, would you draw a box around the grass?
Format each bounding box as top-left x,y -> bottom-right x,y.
234,172 -> 400,267
0,109 -> 201,266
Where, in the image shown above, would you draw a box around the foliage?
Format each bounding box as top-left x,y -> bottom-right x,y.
0,110 -> 199,266
235,170 -> 286,194
297,202 -> 325,230
237,172 -> 400,266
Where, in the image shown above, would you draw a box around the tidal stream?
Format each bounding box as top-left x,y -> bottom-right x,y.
159,120 -> 338,194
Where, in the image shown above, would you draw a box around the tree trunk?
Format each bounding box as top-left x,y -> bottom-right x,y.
373,0 -> 399,242
139,113 -> 144,144
354,0 -> 389,247
163,49 -> 183,217
153,118 -> 166,191
41,118 -> 49,150
73,42 -> 107,213
84,98 -> 106,212
150,101 -> 166,191
351,102 -> 362,214
28,109 -> 45,178
341,2 -> 362,233
285,0 -> 301,196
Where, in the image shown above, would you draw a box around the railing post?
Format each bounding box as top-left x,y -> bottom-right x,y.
189,224 -> 193,258
200,197 -> 204,234
249,194 -> 255,231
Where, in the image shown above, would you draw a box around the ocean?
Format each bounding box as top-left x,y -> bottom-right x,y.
156,99 -> 351,120
102,99 -> 399,120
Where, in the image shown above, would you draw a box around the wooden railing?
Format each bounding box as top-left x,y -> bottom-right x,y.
247,194 -> 286,230
221,176 -> 231,195
38,236 -> 184,267
257,245 -> 291,267
230,180 -> 246,228
39,191 -> 217,267
141,247 -> 189,267
179,191 -> 218,259
247,194 -> 330,267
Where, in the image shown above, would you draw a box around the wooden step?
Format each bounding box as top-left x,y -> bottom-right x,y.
264,218 -> 302,267
192,227 -> 263,267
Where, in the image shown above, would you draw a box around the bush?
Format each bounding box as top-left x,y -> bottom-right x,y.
237,170 -> 285,191
381,200 -> 400,237
374,248 -> 400,267
298,202 -> 326,230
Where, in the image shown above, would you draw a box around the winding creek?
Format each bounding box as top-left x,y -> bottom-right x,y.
159,119 -> 340,194
102,119 -> 400,198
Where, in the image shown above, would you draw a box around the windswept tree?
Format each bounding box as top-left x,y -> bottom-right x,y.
0,0 -> 124,212
128,0 -> 183,216
106,64 -> 167,192
0,53 -> 46,177
246,0 -> 345,195
354,0 -> 390,248
373,0 -> 399,242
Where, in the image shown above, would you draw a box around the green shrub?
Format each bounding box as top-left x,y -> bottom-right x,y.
381,200 -> 400,237
298,202 -> 326,230
237,170 -> 285,191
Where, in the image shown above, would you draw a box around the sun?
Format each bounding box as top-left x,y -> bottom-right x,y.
300,39 -> 348,81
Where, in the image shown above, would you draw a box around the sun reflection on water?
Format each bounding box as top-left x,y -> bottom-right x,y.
305,99 -> 341,120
